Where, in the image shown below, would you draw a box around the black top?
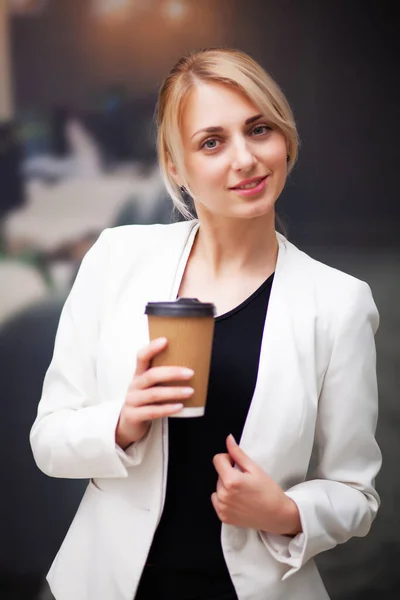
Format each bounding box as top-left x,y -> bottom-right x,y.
146,274 -> 274,581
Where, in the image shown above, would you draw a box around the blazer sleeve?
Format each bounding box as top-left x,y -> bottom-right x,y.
260,280 -> 381,579
30,229 -> 151,479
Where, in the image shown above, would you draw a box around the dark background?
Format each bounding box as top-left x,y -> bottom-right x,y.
1,1 -> 399,599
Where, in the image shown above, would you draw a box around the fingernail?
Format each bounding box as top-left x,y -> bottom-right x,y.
181,387 -> 194,395
157,337 -> 167,346
182,368 -> 194,377
174,403 -> 184,410
229,434 -> 237,444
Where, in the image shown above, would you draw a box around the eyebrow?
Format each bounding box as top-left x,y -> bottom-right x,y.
191,113 -> 264,140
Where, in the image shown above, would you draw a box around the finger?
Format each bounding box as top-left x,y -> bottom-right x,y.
213,453 -> 235,481
126,402 -> 184,422
216,477 -> 226,499
211,492 -> 220,515
138,365 -> 194,390
135,338 -> 168,376
226,434 -> 255,473
127,386 -> 194,407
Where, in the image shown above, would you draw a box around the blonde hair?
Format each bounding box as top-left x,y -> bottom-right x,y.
156,47 -> 299,219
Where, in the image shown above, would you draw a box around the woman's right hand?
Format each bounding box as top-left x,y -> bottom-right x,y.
115,337 -> 194,450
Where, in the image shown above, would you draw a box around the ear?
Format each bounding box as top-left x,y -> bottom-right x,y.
167,155 -> 181,188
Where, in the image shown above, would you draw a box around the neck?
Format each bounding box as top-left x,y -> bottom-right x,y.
192,209 -> 278,278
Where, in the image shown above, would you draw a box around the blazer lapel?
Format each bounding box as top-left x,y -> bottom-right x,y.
239,235 -> 319,486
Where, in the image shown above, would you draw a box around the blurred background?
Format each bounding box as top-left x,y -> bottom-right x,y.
0,0 -> 399,598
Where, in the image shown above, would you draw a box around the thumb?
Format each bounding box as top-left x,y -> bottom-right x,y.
226,434 -> 255,473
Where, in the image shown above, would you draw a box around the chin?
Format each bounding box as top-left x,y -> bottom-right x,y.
234,197 -> 276,219
198,193 -> 276,220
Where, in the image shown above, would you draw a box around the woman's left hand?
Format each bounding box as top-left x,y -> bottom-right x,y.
212,435 -> 302,536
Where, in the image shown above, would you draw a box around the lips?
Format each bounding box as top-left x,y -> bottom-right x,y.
230,175 -> 267,190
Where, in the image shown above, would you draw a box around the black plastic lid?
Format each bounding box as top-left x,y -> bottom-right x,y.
145,298 -> 216,317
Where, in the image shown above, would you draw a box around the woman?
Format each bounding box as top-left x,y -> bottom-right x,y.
30,48 -> 381,600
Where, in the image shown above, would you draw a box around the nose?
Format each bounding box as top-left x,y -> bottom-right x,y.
231,137 -> 257,172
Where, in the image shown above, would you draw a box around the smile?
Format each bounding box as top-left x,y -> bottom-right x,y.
230,175 -> 268,196
231,175 -> 267,190
237,180 -> 262,190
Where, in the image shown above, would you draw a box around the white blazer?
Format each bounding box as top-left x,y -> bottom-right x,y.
30,220 -> 381,600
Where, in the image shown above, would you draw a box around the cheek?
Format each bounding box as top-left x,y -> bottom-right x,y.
188,156 -> 226,189
262,132 -> 288,167
267,155 -> 289,189
273,155 -> 289,176
266,142 -> 288,166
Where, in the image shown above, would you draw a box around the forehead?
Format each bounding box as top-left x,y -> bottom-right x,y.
180,81 -> 259,135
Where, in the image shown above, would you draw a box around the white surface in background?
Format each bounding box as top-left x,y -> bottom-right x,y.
6,115 -> 168,251
23,118 -> 103,181
3,168 -> 165,252
0,260 -> 48,326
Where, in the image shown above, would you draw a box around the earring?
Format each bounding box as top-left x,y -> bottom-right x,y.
180,185 -> 188,194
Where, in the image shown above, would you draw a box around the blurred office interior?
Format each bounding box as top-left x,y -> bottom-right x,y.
0,1 -> 399,598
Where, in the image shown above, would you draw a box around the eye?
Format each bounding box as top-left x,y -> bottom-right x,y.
201,138 -> 220,151
251,124 -> 272,136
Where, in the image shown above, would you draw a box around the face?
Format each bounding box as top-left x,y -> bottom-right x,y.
171,81 -> 289,220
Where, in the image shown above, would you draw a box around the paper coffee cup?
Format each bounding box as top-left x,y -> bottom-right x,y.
145,298 -> 216,417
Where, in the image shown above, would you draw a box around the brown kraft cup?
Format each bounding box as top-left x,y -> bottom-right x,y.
145,298 -> 216,417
